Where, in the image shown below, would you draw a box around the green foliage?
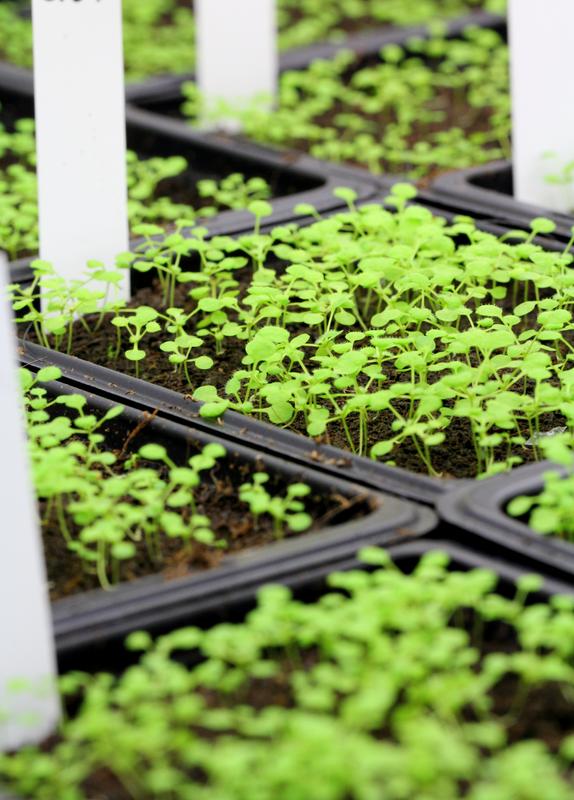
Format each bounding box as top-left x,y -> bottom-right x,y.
276,0 -> 506,50
17,185 -> 574,479
22,366 -> 229,587
507,434 -> 574,540
20,367 -> 312,590
3,549 -> 574,799
182,28 -> 510,178
0,106 -> 271,260
239,472 -> 312,537
0,0 -> 506,80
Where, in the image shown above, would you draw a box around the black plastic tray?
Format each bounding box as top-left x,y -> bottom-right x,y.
20,338 -> 445,509
438,461 -> 574,583
49,536 -> 574,671
15,191 -> 570,508
0,10 -> 504,107
432,160 -> 574,241
0,76 -> 381,281
2,536 -> 572,800
35,375 -> 436,664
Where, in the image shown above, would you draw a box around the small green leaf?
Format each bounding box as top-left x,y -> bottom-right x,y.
37,366 -> 62,383
194,356 -> 214,370
199,401 -> 228,419
139,444 -> 168,461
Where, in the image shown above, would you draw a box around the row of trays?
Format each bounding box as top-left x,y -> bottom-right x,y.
4,6 -> 574,678
20,357 -> 574,676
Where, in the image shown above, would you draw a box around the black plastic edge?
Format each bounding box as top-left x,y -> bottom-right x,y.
122,106 -> 383,239
36,376 -> 437,654
19,338 -> 445,506
325,537 -> 574,598
437,461 -> 574,580
432,161 -> 574,242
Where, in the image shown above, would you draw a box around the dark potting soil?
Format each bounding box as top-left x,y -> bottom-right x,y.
42,411 -> 373,601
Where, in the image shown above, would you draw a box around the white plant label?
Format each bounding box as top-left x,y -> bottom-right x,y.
196,0 -> 277,131
32,0 -> 130,300
0,255 -> 59,751
509,0 -> 574,212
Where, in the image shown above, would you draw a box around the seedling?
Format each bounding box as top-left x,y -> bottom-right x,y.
20,366 -> 317,591
508,433 -> 574,540
3,549 -> 574,798
17,184 -> 574,481
111,306 -> 161,377
239,472 -> 312,537
182,28 -> 510,178
22,369 -> 231,588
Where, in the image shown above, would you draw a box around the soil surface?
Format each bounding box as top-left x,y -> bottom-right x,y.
41,409 -> 373,601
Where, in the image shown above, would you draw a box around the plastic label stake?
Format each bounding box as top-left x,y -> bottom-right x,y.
32,0 -> 130,301
0,255 -> 59,751
509,0 -> 574,212
196,0 -> 277,131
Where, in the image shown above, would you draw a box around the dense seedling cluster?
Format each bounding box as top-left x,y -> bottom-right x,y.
0,107 -> 271,259
21,367 -> 312,593
183,28 -> 510,178
15,186 -> 574,480
278,0 -> 505,49
2,548 -> 574,799
0,0 -> 505,79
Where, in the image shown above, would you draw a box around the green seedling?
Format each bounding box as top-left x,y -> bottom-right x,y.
198,172 -> 271,210
6,547 -> 574,800
508,433 -> 574,540
239,472 -> 312,538
17,183 -> 574,481
182,27 -> 510,179
21,367 -> 317,590
111,306 -> 161,377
